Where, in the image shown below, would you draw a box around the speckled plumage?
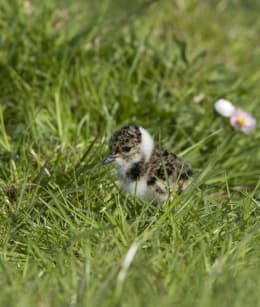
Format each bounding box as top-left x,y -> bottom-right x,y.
104,124 -> 193,202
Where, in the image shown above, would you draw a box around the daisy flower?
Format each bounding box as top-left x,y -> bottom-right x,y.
214,99 -> 235,117
214,99 -> 256,134
229,109 -> 256,134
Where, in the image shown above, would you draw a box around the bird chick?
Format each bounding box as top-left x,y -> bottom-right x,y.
103,124 -> 193,202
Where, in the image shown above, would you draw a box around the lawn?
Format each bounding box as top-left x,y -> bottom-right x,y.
0,0 -> 259,306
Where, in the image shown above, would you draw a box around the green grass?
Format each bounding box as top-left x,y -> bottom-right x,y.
0,0 -> 259,306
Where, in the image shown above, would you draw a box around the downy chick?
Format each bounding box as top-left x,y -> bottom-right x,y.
103,124 -> 193,202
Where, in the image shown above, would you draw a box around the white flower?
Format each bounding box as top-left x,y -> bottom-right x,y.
214,99 -> 235,117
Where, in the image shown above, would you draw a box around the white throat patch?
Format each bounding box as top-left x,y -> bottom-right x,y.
139,127 -> 154,162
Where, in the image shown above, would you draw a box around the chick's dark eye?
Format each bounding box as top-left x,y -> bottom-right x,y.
122,146 -> 131,152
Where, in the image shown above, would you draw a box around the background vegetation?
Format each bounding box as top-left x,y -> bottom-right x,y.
0,0 -> 259,306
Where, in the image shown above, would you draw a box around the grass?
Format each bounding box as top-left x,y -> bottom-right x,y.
0,0 -> 259,306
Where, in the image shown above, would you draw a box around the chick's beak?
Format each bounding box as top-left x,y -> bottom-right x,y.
103,155 -> 115,164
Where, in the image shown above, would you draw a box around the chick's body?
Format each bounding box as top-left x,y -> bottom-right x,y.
104,125 -> 193,202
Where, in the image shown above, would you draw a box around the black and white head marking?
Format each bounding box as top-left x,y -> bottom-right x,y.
104,124 -> 154,167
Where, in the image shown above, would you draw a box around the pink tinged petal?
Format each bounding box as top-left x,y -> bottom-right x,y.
229,109 -> 257,134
